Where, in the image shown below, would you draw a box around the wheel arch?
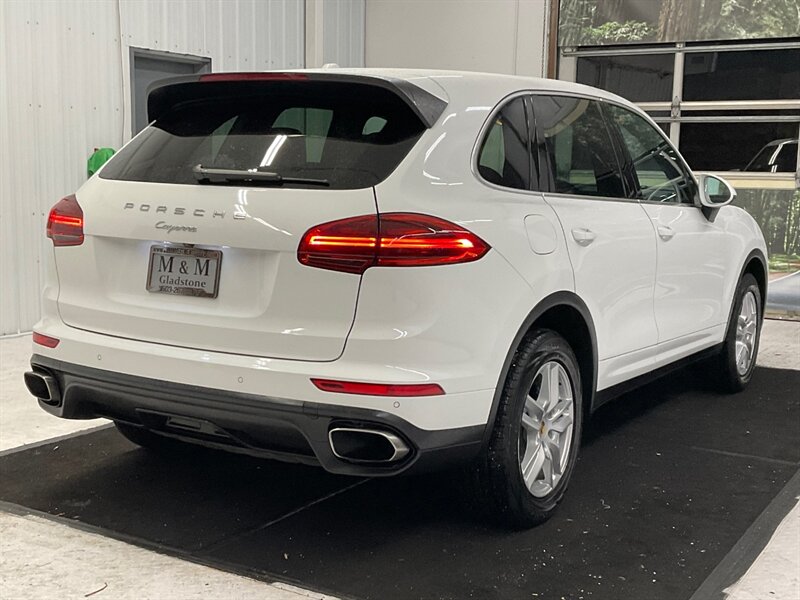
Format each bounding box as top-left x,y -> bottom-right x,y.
481,291 -> 598,449
727,249 -> 768,334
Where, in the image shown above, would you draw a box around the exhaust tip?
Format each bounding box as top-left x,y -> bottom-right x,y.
329,427 -> 410,463
24,370 -> 61,405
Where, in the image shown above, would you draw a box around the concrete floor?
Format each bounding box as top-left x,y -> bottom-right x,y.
1,322 -> 798,599
0,334 -> 106,452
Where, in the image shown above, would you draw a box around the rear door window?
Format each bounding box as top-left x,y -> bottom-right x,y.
101,82 -> 426,189
532,95 -> 626,199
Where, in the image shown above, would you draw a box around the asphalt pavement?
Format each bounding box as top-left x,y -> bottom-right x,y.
767,271 -> 800,316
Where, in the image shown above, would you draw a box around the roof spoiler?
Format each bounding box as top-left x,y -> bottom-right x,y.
147,72 -> 448,128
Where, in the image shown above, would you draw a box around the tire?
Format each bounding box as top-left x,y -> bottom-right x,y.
715,273 -> 762,393
473,329 -> 583,529
114,421 -> 187,454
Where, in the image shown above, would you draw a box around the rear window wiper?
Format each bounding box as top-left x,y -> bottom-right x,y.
192,165 -> 330,187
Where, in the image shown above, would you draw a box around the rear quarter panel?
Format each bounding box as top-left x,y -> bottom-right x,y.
370,80 -> 574,393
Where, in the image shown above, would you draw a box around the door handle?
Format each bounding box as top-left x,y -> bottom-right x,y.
657,225 -> 675,241
571,228 -> 596,246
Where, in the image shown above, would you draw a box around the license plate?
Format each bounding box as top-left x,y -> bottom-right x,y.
146,246 -> 222,298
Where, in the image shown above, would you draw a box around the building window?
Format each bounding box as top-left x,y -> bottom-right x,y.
568,43 -> 800,175
575,54 -> 674,102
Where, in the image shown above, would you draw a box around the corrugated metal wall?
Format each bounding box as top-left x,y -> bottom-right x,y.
0,0 -> 306,335
323,0 -> 365,67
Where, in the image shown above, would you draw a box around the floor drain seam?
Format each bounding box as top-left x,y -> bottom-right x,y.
197,479 -> 368,555
691,446 -> 800,467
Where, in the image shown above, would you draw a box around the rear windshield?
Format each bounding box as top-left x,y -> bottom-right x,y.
101,82 -> 426,189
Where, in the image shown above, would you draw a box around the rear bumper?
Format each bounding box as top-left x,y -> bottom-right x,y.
29,355 -> 484,477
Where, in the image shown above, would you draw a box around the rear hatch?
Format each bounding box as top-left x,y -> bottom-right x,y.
54,75 -> 441,360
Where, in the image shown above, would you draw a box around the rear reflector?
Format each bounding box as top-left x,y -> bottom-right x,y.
47,194 -> 84,247
298,213 -> 490,274
311,378 -> 445,397
32,332 -> 60,348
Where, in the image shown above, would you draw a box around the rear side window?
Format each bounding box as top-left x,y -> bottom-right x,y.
477,97 -> 532,190
101,82 -> 426,189
533,95 -> 626,199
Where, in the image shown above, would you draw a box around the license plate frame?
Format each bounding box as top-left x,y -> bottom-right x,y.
146,245 -> 222,299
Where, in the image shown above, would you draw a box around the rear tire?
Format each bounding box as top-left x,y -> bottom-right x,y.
715,273 -> 762,393
473,329 -> 583,529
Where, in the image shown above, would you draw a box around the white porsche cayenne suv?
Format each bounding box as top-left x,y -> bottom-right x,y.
25,69 -> 767,527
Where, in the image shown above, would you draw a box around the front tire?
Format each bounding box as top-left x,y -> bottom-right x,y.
473,329 -> 583,528
715,273 -> 762,393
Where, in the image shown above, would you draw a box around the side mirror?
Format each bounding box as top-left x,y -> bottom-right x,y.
696,172 -> 736,208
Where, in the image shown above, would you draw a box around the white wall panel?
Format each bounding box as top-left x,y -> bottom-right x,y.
365,0 -> 549,77
323,0 -> 365,67
0,0 -> 305,335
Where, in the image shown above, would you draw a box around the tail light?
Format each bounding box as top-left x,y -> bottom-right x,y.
47,195 -> 84,247
311,378 -> 445,397
298,213 -> 490,274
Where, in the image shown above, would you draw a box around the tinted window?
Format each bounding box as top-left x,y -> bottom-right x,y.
683,49 -> 800,101
533,96 -> 626,199
102,82 -> 426,189
576,54 -> 674,103
605,104 -> 695,204
477,97 -> 532,190
680,122 -> 799,171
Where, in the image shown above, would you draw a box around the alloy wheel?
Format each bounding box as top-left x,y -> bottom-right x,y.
735,290 -> 758,376
519,361 -> 575,498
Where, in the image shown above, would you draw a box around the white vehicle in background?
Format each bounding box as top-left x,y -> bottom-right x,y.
743,138 -> 799,172
25,70 -> 767,527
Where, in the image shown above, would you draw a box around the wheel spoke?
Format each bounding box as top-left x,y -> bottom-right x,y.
521,411 -> 538,432
525,394 -> 545,421
547,363 -> 561,411
542,445 -> 554,487
545,438 -> 563,476
521,444 -> 545,489
547,396 -> 571,420
736,340 -> 748,368
549,413 -> 573,433
538,365 -> 553,408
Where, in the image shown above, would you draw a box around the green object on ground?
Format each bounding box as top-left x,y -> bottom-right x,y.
87,147 -> 116,177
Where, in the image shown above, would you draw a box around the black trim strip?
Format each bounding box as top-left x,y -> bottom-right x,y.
593,343 -> 723,408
